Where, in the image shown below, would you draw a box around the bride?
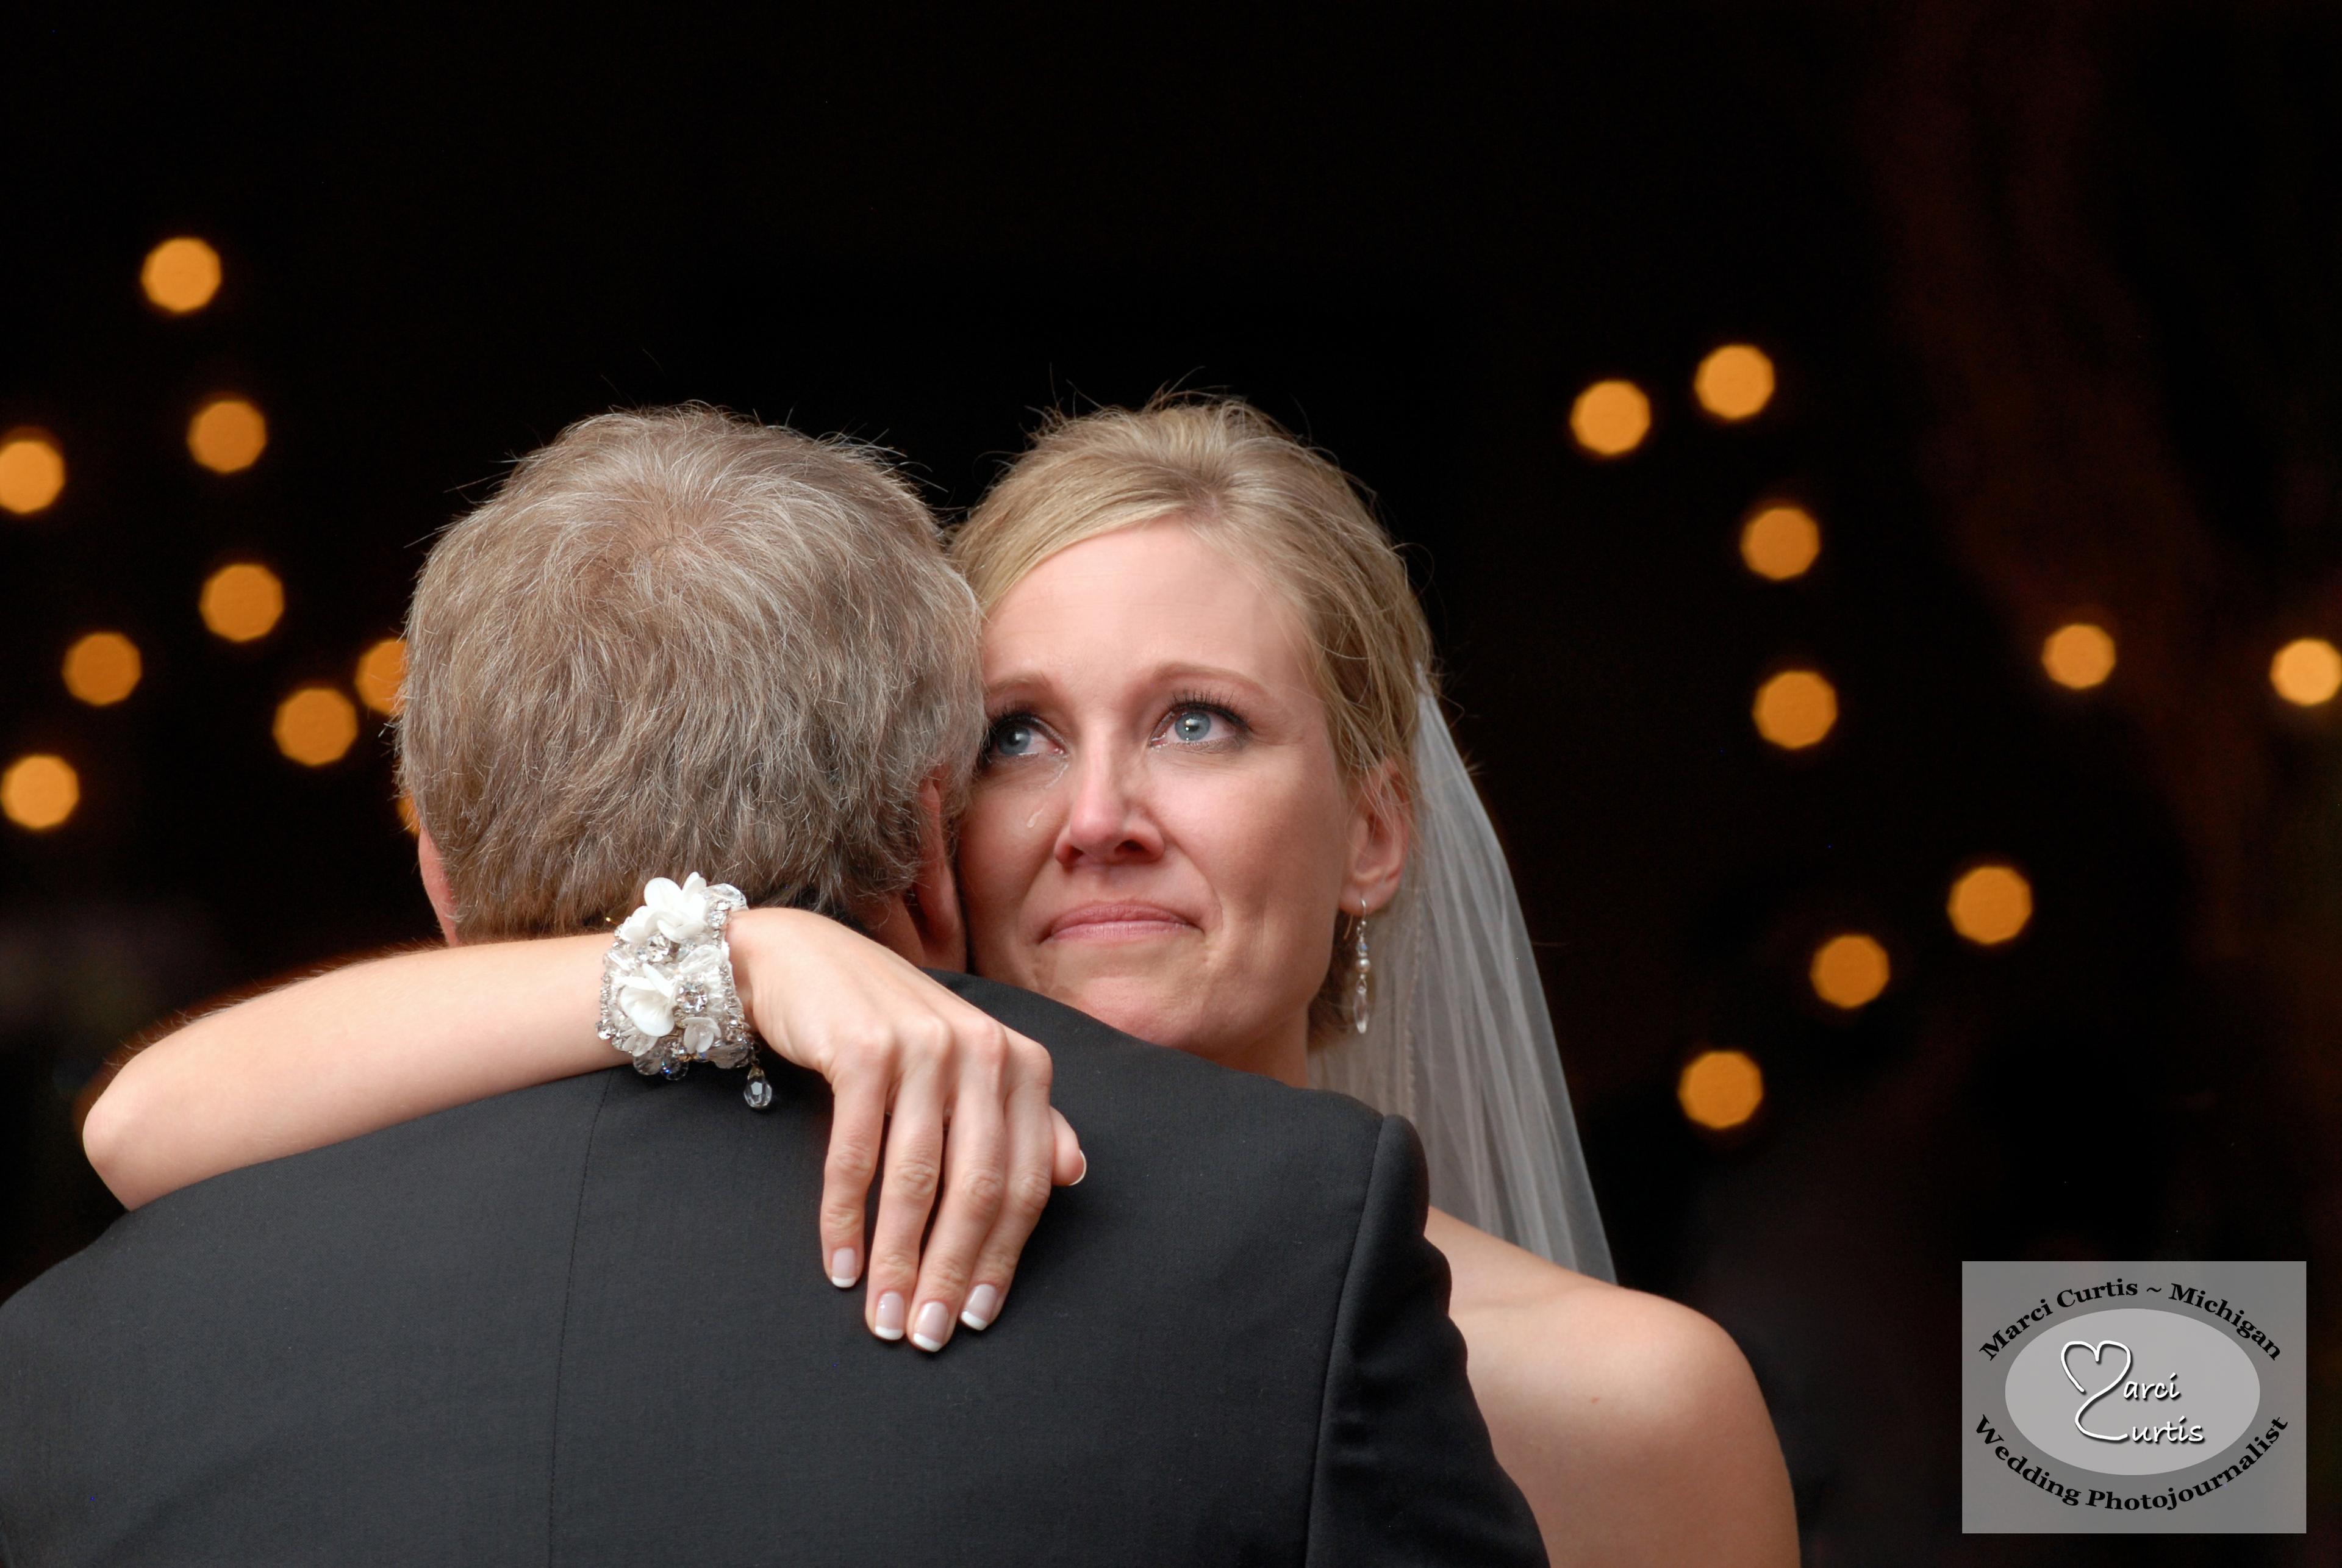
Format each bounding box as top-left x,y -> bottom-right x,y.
87,397 -> 1797,1565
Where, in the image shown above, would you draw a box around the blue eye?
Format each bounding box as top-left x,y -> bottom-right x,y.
1161,704 -> 1241,745
986,716 -> 1044,760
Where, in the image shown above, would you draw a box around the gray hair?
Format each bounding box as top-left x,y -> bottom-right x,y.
398,406 -> 983,939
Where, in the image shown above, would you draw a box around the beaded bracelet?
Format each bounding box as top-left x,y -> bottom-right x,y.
597,873 -> 773,1109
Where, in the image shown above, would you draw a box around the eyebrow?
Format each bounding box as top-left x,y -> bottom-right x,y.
983,661 -> 1285,701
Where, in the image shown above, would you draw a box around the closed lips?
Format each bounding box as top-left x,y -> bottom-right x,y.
1044,903 -> 1197,940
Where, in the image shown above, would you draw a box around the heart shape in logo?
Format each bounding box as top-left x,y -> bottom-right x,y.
2061,1339 -> 2134,1442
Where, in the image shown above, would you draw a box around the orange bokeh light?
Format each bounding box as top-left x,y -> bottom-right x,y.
1949,863 -> 2033,945
62,632 -> 143,706
188,396 -> 267,473
1740,504 -> 1821,582
2042,623 -> 2116,690
2271,638 -> 2342,707
354,638 -> 407,716
1569,379 -> 1652,457
274,686 -> 360,767
1753,669 -> 1838,750
141,237 -> 223,313
2,754 -> 80,831
1810,933 -> 1890,1009
1678,1048 -> 1764,1131
0,431 -> 66,515
200,563 -> 284,642
1694,343 -> 1776,421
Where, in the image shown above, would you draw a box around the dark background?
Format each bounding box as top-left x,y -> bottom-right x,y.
5,4 -> 2338,1560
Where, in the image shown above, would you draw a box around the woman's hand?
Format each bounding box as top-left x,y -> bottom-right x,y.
84,906 -> 1082,1356
726,909 -> 1083,1354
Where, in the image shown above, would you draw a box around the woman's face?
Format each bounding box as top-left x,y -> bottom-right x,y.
958,521 -> 1401,1083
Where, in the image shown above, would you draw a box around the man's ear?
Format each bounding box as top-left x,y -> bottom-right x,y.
906,772 -> 967,971
1342,757 -> 1410,918
417,826 -> 462,947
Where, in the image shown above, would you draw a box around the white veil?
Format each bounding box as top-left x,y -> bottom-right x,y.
1309,688 -> 1615,1280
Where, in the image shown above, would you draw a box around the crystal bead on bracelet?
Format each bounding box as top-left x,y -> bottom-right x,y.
597,873 -> 772,1109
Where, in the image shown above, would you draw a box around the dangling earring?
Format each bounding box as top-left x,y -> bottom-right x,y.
1350,904 -> 1373,1035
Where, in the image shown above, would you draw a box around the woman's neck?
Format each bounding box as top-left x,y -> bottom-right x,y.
1216,1011 -> 1312,1089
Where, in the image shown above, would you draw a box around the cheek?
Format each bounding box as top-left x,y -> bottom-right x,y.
958,782 -> 1059,976
1167,765 -> 1352,961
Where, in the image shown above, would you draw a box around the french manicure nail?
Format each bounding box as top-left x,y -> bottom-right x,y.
874,1291 -> 906,1341
911,1300 -> 952,1352
1071,1150 -> 1089,1186
829,1248 -> 859,1289
961,1283 -> 1001,1331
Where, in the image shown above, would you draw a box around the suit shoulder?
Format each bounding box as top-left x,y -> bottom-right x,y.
5,1072 -> 613,1322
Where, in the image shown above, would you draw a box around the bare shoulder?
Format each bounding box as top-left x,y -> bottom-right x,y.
1428,1209 -> 1762,1450
1427,1210 -> 1799,1567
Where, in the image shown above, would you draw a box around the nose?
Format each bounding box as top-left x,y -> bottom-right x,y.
1055,746 -> 1163,868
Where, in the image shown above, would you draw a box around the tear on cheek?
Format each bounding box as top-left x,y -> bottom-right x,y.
1023,755 -> 1072,830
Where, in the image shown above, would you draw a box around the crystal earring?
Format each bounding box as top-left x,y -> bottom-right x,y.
1350,906 -> 1372,1035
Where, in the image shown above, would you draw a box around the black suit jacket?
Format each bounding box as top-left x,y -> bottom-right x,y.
0,972 -> 1546,1566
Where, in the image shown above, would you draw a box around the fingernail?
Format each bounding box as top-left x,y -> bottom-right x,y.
829,1248 -> 859,1289
873,1291 -> 906,1341
1071,1150 -> 1089,1186
961,1283 -> 1001,1331
911,1300 -> 952,1352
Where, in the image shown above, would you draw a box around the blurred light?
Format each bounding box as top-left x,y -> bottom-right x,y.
396,793 -> 420,836
2,754 -> 79,831
1694,343 -> 1776,421
187,396 -> 267,473
1569,379 -> 1651,457
354,637 -> 407,715
200,562 -> 284,642
62,632 -> 142,706
1678,1048 -> 1764,1131
2271,637 -> 2342,707
140,237 -> 223,314
1753,668 -> 1838,750
0,431 -> 66,515
274,686 -> 359,767
1741,504 -> 1820,581
2043,623 -> 2116,690
1810,933 -> 1890,1009
1949,863 -> 2033,945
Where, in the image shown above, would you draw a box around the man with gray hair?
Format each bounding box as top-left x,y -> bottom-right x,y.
399,406 -> 986,940
0,407 -> 1545,1566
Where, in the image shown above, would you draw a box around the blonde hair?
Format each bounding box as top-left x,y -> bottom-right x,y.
952,395 -> 1432,1038
399,406 -> 984,939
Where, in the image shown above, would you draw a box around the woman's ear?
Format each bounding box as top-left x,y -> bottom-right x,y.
1342,756 -> 1410,917
416,826 -> 462,946
908,773 -> 968,970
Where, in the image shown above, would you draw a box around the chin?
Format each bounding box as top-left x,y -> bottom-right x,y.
1053,973 -> 1209,1056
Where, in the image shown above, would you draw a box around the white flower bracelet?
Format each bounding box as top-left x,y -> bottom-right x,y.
596,873 -> 773,1109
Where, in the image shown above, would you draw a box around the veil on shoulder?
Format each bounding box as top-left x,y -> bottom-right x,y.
1309,688 -> 1616,1281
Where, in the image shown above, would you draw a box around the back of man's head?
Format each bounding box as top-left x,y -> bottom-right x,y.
398,406 -> 982,939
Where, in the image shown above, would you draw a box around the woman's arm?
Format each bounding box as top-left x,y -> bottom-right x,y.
85,934 -> 610,1209
1427,1211 -> 1799,1567
1485,1288 -> 1800,1567
85,909 -> 1081,1353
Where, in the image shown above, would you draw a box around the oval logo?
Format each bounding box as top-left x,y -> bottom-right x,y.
2004,1306 -> 2261,1475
